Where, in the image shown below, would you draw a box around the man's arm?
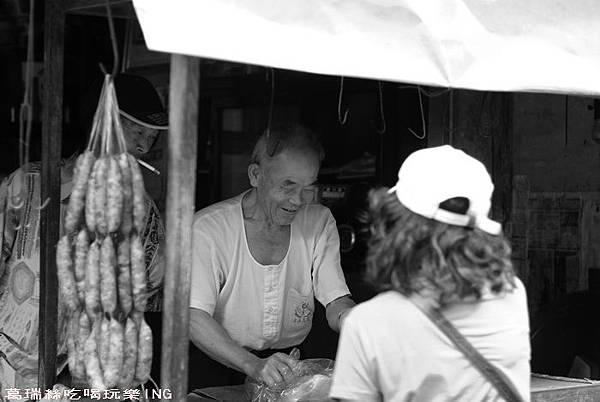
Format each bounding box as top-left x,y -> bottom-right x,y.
325,295 -> 355,332
189,308 -> 298,387
311,210 -> 356,332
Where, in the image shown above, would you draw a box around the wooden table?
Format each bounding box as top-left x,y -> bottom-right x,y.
189,385 -> 249,402
531,373 -> 600,401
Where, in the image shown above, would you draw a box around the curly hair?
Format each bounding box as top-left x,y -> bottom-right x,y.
364,187 -> 516,306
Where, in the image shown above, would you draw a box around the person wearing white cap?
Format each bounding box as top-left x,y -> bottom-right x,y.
329,145 -> 531,402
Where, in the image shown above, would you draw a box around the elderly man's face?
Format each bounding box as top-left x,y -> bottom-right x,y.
255,149 -> 319,226
121,116 -> 159,156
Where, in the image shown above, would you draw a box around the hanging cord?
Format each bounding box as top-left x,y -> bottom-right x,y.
105,77 -> 127,155
408,86 -> 427,140
87,75 -> 109,153
101,0 -> 128,156
109,78 -> 127,153
12,0 -> 35,214
375,81 -> 386,134
477,91 -> 491,138
266,67 -> 275,142
105,0 -> 120,77
98,62 -> 108,76
19,0 -> 35,167
102,80 -> 112,156
564,96 -> 569,147
88,76 -> 128,156
337,76 -> 349,125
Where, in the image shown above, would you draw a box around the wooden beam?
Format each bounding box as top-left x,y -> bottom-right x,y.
39,0 -> 65,390
161,54 -> 200,402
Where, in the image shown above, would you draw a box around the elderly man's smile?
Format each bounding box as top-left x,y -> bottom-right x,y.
281,206 -> 298,215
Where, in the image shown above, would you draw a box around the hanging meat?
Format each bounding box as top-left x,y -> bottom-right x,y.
57,75 -> 154,391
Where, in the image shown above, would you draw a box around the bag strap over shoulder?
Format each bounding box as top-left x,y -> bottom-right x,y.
408,297 -> 525,402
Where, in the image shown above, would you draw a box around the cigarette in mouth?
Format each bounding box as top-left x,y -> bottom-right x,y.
137,158 -> 160,175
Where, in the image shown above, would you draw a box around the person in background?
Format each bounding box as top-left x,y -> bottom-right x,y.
0,73 -> 167,391
329,145 -> 531,401
189,124 -> 356,390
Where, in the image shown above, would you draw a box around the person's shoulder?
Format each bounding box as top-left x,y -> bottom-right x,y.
302,202 -> 333,217
194,192 -> 244,228
296,203 -> 334,228
23,161 -> 42,174
11,162 -> 41,178
2,162 -> 41,191
505,276 -> 528,305
491,276 -> 526,300
513,276 -> 526,292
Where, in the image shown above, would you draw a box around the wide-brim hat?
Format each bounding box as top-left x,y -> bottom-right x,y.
114,73 -> 168,129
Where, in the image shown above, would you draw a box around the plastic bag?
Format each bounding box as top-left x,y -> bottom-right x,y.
245,357 -> 335,402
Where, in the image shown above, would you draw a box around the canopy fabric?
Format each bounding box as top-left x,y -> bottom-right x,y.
133,0 -> 600,96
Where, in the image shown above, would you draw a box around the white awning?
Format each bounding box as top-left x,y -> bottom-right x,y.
133,0 -> 600,96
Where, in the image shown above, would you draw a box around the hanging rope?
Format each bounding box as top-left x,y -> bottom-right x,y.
375,81 -> 386,134
105,0 -> 120,77
266,67 -> 275,143
19,0 -> 35,167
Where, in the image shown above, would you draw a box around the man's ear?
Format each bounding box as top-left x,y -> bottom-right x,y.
248,163 -> 260,187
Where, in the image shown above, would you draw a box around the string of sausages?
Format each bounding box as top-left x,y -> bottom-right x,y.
57,75 -> 153,390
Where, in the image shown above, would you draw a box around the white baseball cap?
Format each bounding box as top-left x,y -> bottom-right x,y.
388,145 -> 502,235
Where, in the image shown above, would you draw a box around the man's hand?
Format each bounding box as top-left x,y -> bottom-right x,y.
249,352 -> 299,388
190,308 -> 302,388
190,308 -> 264,376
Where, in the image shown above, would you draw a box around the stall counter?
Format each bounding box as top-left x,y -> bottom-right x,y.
187,374 -> 600,402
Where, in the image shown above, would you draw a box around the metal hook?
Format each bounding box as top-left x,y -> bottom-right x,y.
407,86 -> 427,140
337,77 -> 349,125
375,81 -> 386,134
36,197 -> 51,211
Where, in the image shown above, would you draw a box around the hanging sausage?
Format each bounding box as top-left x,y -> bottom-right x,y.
57,75 -> 153,391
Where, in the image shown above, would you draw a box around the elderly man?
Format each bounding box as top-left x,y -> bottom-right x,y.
189,124 -> 355,389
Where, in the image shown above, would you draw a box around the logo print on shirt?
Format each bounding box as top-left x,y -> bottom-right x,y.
294,300 -> 312,323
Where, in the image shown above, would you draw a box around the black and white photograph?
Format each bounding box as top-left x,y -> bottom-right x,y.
0,1 -> 599,401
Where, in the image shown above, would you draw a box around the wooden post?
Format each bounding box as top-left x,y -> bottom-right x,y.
161,54 -> 200,402
39,0 -> 64,390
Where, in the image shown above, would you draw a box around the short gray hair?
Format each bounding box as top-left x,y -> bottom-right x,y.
250,124 -> 325,165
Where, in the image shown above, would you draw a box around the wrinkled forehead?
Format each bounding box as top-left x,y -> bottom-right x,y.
264,148 -> 320,181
